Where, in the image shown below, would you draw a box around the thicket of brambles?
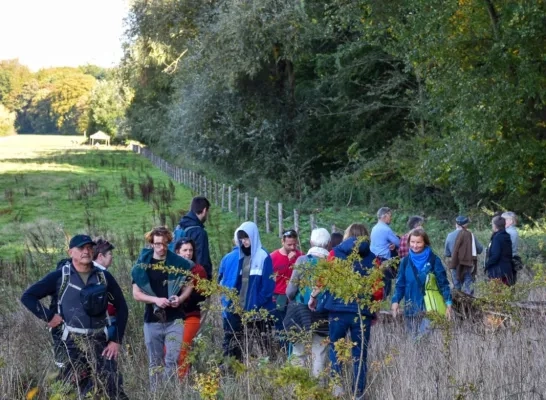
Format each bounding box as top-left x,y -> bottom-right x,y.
120,0 -> 546,216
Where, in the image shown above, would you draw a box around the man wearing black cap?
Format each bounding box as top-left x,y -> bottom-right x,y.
21,234 -> 129,399
444,216 -> 484,294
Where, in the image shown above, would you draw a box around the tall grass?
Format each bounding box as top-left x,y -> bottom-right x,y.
2,136 -> 546,399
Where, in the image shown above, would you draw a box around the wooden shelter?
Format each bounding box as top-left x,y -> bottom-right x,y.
90,131 -> 111,146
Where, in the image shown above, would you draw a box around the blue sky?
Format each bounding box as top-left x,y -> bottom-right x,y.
0,0 -> 129,71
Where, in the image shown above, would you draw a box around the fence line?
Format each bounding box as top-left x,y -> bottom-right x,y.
132,144 -> 334,237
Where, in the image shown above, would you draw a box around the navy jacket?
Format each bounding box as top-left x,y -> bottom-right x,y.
485,229 -> 513,283
21,262 -> 129,343
323,237 -> 376,317
179,211 -> 212,279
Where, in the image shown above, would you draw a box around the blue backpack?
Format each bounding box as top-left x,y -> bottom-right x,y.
295,255 -> 324,305
169,225 -> 200,251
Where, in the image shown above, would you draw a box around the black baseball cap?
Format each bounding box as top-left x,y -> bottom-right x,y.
455,216 -> 470,226
69,234 -> 96,249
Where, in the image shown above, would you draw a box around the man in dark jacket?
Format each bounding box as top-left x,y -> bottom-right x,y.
178,196 -> 213,279
485,216 -> 514,286
21,235 -> 128,399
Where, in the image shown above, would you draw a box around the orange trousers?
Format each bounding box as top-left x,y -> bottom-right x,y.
177,315 -> 201,379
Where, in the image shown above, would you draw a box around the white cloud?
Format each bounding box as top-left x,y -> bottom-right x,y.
0,0 -> 129,71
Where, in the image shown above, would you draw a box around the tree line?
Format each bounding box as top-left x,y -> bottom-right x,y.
119,0 -> 546,216
0,60 -> 131,138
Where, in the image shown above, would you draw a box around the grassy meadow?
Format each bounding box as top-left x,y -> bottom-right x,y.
1,135 -> 546,399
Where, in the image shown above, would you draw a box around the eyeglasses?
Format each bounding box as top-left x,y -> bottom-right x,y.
282,229 -> 298,238
152,242 -> 167,248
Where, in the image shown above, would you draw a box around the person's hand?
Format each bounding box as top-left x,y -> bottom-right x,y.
445,305 -> 453,321
102,341 -> 120,361
308,296 -> 317,311
169,295 -> 181,308
48,314 -> 63,328
288,251 -> 297,261
388,243 -> 396,251
154,297 -> 171,309
391,303 -> 400,318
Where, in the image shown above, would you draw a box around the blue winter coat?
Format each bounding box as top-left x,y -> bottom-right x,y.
219,222 -> 275,318
392,250 -> 452,317
179,211 -> 213,279
485,230 -> 513,283
322,237 -> 376,317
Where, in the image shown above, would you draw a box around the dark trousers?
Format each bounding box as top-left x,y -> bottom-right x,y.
222,313 -> 274,361
272,294 -> 289,354
328,312 -> 372,396
54,330 -> 127,399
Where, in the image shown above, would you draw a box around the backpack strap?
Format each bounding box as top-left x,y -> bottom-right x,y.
94,269 -> 111,327
57,264 -> 112,332
184,226 -> 199,234
57,261 -> 72,316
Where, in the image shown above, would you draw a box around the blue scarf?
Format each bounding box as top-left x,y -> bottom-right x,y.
409,246 -> 432,272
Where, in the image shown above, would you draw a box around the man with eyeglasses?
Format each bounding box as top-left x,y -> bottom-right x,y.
21,234 -> 129,399
132,226 -> 192,390
270,229 -> 302,351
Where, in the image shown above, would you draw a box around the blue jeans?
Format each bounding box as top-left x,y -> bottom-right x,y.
405,316 -> 431,339
328,312 -> 372,396
451,267 -> 473,295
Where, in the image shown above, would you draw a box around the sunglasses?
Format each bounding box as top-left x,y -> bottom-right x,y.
282,229 -> 298,238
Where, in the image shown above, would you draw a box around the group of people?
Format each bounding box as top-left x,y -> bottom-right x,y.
20,197 -> 523,399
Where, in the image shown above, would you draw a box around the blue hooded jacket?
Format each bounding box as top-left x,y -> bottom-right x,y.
323,237 -> 376,317
219,222 -> 275,318
392,250 -> 452,316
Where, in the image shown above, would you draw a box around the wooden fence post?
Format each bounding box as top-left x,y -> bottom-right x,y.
228,186 -> 232,212
221,184 -> 226,210
253,197 -> 258,225
236,189 -> 240,219
310,214 -> 316,231
278,203 -> 283,238
331,224 -> 336,233
244,193 -> 249,220
265,200 -> 270,233
294,209 -> 299,233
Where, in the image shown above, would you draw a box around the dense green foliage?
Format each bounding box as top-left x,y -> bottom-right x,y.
121,0 -> 546,215
0,61 -> 131,136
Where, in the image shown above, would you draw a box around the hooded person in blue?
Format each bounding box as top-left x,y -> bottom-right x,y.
309,223 -> 377,398
392,228 -> 452,338
219,221 -> 275,361
178,196 -> 213,279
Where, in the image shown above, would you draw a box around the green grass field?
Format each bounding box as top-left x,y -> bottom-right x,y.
2,135 -> 546,399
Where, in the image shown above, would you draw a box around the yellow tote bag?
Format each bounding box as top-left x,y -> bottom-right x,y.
424,272 -> 447,315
